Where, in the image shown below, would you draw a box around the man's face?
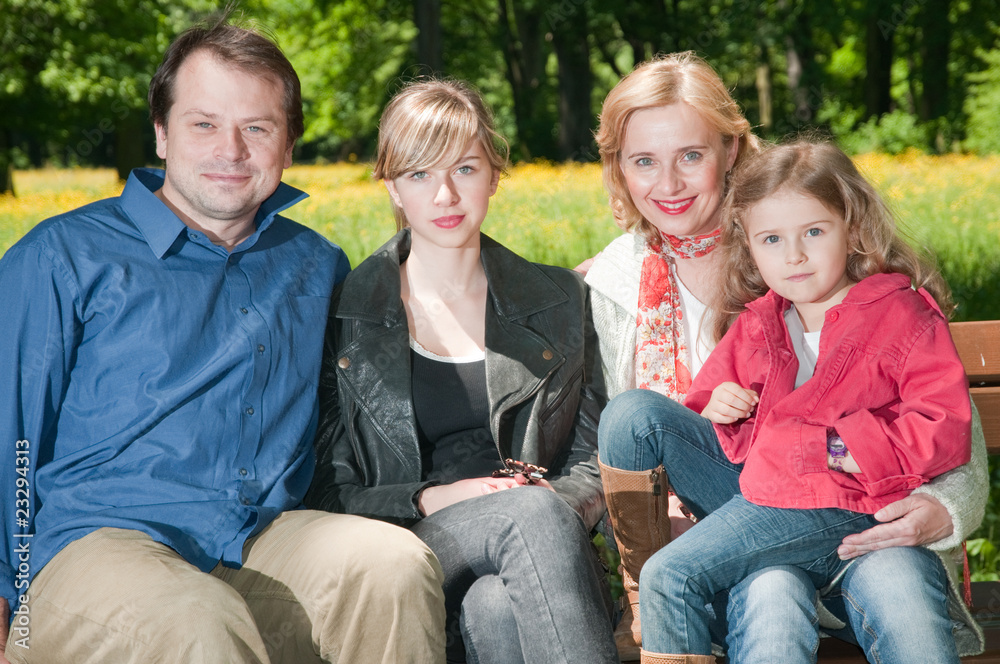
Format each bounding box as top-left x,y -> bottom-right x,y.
154,49 -> 293,233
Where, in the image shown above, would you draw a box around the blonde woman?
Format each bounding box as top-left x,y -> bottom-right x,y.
586,53 -> 988,662
305,79 -> 617,664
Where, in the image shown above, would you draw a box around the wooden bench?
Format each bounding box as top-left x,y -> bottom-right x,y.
816,320 -> 1000,663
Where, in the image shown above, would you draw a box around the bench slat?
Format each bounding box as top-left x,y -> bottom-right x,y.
972,388 -> 1000,455
951,321 -> 1000,384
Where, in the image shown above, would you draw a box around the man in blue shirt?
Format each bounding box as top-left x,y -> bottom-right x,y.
0,16 -> 445,664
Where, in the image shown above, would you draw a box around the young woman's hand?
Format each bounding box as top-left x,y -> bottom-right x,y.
512,473 -> 555,492
702,382 -> 758,424
418,477 -> 520,516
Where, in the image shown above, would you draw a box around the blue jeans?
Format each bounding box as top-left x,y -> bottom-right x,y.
411,486 -> 616,664
599,390 -> 957,664
719,546 -> 959,664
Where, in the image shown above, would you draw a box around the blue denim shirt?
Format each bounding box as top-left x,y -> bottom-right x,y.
0,169 -> 349,611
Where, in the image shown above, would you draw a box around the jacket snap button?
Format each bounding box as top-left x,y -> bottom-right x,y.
542,349 -> 553,361
338,357 -> 351,369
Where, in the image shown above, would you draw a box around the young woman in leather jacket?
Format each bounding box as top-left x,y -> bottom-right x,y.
305,79 -> 617,664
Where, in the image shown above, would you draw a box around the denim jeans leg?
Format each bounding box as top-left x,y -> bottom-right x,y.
821,546 -> 960,664
459,575 -> 523,664
411,487 -> 617,664
598,389 -> 742,517
640,494 -> 876,654
723,565 -> 820,664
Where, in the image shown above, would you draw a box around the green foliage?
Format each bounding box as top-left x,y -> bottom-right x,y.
256,0 -> 417,158
3,0 -> 1000,178
964,39 -> 1000,154
837,110 -> 929,155
969,457 -> 1000,581
0,0 -> 216,173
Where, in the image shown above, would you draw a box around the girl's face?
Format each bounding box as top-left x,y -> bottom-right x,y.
743,188 -> 854,326
620,103 -> 738,237
385,140 -> 499,251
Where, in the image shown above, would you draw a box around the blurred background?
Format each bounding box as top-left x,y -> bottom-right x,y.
1,0 -> 999,192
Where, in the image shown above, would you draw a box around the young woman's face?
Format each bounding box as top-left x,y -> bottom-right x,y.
620,103 -> 738,237
385,140 -> 499,251
743,188 -> 854,319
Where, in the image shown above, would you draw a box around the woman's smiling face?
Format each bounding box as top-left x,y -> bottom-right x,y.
620,103 -> 737,237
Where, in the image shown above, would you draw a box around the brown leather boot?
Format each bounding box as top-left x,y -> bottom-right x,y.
640,651 -> 716,664
599,459 -> 671,662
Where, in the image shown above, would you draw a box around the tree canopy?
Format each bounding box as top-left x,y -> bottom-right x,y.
2,0 -> 999,194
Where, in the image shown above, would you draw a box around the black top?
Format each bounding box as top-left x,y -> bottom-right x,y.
410,346 -> 503,483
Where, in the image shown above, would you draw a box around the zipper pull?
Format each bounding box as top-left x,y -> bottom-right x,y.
650,468 -> 661,495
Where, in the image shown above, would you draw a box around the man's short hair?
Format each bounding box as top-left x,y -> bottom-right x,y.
148,12 -> 304,144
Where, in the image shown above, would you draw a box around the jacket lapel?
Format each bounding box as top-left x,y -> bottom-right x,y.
481,236 -> 568,452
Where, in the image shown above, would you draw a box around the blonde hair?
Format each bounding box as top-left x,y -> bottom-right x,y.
595,51 -> 760,242
373,79 -> 509,230
713,139 -> 953,342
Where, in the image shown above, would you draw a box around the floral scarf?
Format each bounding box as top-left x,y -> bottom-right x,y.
635,230 -> 721,400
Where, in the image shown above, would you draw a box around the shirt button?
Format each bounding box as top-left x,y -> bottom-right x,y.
338,357 -> 351,369
257,344 -> 265,353
240,307 -> 249,315
245,407 -> 254,416
239,468 -> 248,476
829,311 -> 839,322
542,349 -> 554,360
241,498 -> 251,506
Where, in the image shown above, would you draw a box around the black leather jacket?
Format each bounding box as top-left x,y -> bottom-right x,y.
305,230 -> 607,530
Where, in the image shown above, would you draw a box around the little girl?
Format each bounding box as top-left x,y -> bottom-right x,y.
614,140 -> 972,663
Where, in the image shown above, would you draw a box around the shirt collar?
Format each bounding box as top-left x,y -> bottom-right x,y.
121,168 -> 309,259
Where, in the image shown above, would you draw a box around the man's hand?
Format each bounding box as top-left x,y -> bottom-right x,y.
702,382 -> 758,424
1,597 -> 10,664
837,493 -> 953,559
417,477 -> 520,516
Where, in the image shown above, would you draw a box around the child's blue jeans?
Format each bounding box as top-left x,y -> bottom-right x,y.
598,388 -> 877,655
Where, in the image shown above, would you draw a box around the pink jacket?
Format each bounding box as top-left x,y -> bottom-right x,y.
684,273 -> 972,513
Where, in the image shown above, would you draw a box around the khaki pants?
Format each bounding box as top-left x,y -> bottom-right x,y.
5,510 -> 445,663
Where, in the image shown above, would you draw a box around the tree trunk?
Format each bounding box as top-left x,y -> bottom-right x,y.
756,55 -> 773,131
918,0 -> 950,123
785,3 -> 820,127
615,1 -> 672,63
0,130 -> 14,196
115,112 -> 146,182
497,0 -> 550,160
551,1 -> 594,161
414,0 -> 443,75
865,2 -> 894,119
